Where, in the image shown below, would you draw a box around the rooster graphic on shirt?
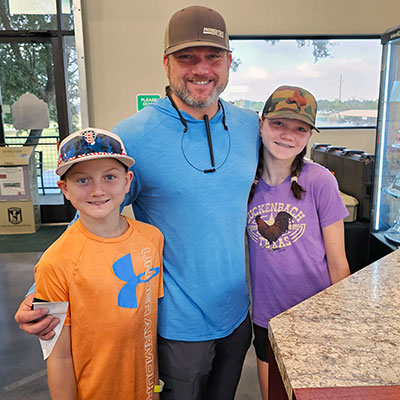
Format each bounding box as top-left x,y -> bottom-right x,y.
255,212 -> 292,244
247,206 -> 306,251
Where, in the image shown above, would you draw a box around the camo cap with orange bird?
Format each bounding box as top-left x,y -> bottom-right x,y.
262,85 -> 320,132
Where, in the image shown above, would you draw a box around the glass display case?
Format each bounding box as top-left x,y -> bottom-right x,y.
371,26 -> 400,250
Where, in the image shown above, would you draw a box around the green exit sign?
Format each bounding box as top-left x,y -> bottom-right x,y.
137,94 -> 161,111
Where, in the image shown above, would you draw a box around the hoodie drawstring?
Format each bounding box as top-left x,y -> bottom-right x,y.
165,86 -> 229,173
165,86 -> 230,173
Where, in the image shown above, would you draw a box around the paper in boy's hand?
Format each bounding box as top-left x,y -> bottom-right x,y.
32,301 -> 69,360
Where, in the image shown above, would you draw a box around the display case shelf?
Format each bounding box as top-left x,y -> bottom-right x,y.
371,231 -> 400,251
382,187 -> 400,198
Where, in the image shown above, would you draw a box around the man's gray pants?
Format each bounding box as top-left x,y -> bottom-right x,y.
158,313 -> 252,400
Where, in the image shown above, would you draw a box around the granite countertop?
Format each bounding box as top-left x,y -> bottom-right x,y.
268,248 -> 400,399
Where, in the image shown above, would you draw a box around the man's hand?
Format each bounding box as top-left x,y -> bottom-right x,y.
14,293 -> 60,340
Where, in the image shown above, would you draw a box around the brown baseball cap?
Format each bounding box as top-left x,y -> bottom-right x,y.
164,5 -> 230,55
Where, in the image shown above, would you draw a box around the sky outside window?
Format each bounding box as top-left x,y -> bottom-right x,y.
223,38 -> 382,127
9,0 -> 70,15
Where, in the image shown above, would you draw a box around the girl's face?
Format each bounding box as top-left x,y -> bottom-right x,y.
260,117 -> 313,162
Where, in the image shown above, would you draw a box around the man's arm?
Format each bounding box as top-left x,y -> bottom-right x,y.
46,326 -> 76,399
14,293 -> 60,340
15,215 -> 78,339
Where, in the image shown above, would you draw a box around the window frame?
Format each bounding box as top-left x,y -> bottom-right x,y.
0,0 -> 88,142
0,0 -> 86,222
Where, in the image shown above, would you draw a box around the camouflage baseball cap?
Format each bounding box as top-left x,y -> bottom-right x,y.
262,85 -> 320,132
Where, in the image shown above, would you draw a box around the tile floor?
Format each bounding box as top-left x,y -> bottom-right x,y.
0,252 -> 261,399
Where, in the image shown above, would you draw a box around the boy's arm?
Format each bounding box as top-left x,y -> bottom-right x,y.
47,326 -> 76,400
14,293 -> 59,340
322,219 -> 350,284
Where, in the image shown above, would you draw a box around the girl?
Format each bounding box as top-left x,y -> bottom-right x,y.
247,86 -> 350,399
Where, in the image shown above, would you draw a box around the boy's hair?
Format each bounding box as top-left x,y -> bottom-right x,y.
60,160 -> 129,181
249,85 -> 318,202
56,128 -> 134,177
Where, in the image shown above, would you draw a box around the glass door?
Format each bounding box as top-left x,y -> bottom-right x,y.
371,27 -> 400,250
1,39 -> 63,198
0,0 -> 84,222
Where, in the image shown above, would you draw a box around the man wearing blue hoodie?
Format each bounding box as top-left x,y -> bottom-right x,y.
15,6 -> 259,400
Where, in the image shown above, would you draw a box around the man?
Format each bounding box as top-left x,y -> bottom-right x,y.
15,6 -> 260,399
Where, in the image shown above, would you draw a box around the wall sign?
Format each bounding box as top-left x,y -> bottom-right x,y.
137,94 -> 161,112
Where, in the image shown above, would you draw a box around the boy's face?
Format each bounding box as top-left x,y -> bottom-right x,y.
57,158 -> 133,222
260,117 -> 312,162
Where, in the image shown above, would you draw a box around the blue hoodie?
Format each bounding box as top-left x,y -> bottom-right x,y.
114,96 -> 259,341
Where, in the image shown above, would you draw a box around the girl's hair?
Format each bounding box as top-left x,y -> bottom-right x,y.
248,141 -> 307,203
289,146 -> 307,199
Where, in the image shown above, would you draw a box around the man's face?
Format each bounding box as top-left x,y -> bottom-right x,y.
163,46 -> 232,109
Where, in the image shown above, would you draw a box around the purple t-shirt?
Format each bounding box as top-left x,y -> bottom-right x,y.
246,162 -> 349,329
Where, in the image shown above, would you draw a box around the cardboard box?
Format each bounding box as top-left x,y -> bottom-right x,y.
340,191 -> 358,223
0,200 -> 41,234
0,146 -> 39,202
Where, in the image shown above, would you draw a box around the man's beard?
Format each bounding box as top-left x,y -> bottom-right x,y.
169,80 -> 223,109
167,63 -> 228,109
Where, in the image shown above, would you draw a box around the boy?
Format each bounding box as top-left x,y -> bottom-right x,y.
34,128 -> 164,399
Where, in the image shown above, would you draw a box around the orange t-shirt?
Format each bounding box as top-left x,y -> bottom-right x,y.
35,217 -> 163,399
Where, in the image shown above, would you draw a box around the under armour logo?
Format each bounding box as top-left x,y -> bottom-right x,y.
112,253 -> 160,308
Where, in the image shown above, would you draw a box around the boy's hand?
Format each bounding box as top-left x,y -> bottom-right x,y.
14,293 -> 60,340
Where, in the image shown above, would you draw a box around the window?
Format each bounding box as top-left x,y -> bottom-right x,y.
223,37 -> 382,128
0,0 -> 86,222
1,0 -> 73,30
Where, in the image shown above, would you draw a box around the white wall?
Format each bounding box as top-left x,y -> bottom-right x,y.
80,0 -> 400,152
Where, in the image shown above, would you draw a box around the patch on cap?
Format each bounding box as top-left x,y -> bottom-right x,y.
203,27 -> 224,38
262,86 -> 319,132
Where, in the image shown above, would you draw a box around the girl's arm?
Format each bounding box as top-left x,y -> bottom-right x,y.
46,326 -> 76,400
322,219 -> 350,284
